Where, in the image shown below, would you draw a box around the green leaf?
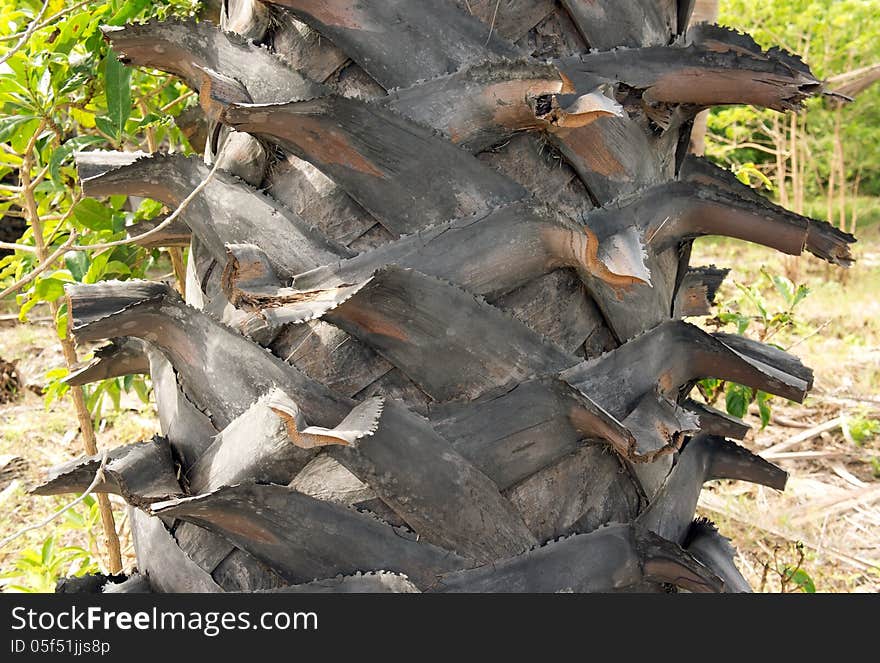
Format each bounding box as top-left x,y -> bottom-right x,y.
104,260 -> 131,277
64,251 -> 89,282
736,283 -> 768,321
83,252 -> 110,284
131,376 -> 151,403
53,12 -> 94,55
791,284 -> 810,310
94,115 -> 118,142
103,55 -> 132,139
10,118 -> 41,153
40,536 -> 55,566
725,384 -> 754,419
0,114 -> 38,143
33,276 -> 68,303
770,273 -> 795,306
73,199 -> 114,232
756,391 -> 773,429
105,378 -> 122,411
17,296 -> 40,323
785,566 -> 816,593
55,302 -> 68,340
107,0 -> 151,26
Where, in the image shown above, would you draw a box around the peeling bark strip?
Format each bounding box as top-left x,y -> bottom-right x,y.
56,573 -> 152,594
222,97 -> 528,236
637,434 -> 787,545
266,572 -> 420,594
688,23 -> 816,80
263,0 -> 521,89
328,400 -> 537,561
561,320 -> 813,445
185,390 -> 319,494
101,18 -> 324,104
430,525 -> 722,593
31,437 -> 182,508
384,61 -> 622,153
130,509 -> 223,593
64,338 -> 150,387
77,152 -> 350,278
151,483 -> 472,588
429,378 -> 634,490
317,267 -> 577,402
684,519 -> 753,593
560,0 -> 676,48
225,202 -> 644,312
680,155 -> 855,266
674,265 -> 729,318
556,42 -> 822,112
66,280 -> 351,430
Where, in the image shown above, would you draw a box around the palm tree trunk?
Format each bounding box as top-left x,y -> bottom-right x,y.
44,0 -> 855,595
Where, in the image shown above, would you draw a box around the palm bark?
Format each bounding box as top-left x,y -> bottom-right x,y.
40,0 -> 857,594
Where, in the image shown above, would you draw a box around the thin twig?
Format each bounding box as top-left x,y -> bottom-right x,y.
0,0 -> 51,66
784,319 -> 833,351
68,157 -> 223,251
759,417 -> 843,456
160,90 -> 196,113
0,0 -> 90,43
0,451 -> 108,551
484,0 -> 502,45
0,231 -> 78,300
0,241 -> 37,253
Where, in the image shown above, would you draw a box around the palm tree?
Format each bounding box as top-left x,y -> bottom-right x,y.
42,0 -> 854,593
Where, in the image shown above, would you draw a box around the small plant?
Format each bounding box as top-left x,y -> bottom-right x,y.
844,411 -> 880,446
0,496 -> 102,593
700,269 -> 811,426
758,541 -> 817,593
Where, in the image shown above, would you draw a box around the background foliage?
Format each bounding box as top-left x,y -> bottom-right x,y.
707,0 -> 880,205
